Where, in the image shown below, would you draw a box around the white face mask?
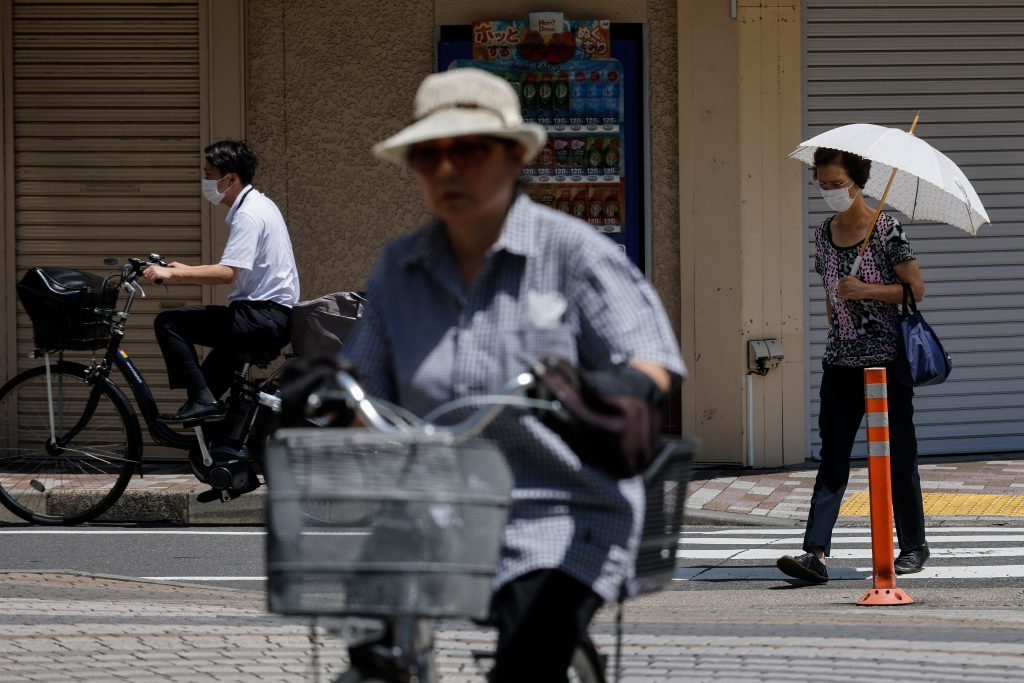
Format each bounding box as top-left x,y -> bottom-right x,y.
820,184 -> 858,213
201,175 -> 230,205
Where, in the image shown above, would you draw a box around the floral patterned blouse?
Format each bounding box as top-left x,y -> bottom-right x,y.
814,212 -> 915,367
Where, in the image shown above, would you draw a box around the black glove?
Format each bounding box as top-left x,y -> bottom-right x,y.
529,357 -> 667,479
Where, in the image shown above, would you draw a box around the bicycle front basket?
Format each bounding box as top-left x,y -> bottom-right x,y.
634,437 -> 697,595
265,428 -> 513,620
16,268 -> 118,351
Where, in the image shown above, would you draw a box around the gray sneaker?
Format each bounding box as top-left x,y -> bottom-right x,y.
777,552 -> 829,583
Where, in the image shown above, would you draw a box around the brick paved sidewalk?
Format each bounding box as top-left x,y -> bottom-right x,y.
685,455 -> 1024,525
4,455 -> 1023,527
3,572 -> 1024,682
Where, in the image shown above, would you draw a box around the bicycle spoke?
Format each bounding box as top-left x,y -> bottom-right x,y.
0,367 -> 136,523
57,445 -> 135,466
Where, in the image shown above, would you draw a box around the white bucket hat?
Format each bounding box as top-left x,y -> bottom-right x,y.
373,67 -> 547,166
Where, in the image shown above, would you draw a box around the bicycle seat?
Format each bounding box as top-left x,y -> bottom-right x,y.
237,349 -> 280,367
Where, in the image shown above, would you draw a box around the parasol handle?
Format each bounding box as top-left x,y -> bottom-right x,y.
850,113 -> 920,278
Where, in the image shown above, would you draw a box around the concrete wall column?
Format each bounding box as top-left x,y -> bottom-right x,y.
679,0 -> 804,466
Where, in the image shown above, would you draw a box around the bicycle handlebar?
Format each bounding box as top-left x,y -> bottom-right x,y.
125,253 -> 168,284
310,369 -> 560,444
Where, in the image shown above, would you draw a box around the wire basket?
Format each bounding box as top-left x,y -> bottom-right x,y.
634,438 -> 697,595
265,429 -> 514,620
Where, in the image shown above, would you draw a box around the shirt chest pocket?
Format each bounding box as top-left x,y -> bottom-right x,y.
517,322 -> 578,367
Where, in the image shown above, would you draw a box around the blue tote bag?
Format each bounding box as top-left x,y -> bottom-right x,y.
896,283 -> 952,387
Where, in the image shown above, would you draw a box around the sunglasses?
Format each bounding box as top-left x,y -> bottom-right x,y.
406,138 -> 507,174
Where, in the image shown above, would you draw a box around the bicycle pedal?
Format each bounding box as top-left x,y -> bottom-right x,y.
195,479 -> 261,504
178,414 -> 226,428
195,488 -> 222,503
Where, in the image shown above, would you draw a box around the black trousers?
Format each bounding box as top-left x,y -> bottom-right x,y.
153,301 -> 290,399
804,363 -> 926,556
489,569 -> 604,683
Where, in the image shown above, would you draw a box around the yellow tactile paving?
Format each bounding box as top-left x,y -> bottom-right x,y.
839,491 -> 1024,517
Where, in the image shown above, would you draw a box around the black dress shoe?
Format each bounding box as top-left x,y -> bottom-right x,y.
895,544 -> 930,575
777,552 -> 829,583
159,399 -> 225,423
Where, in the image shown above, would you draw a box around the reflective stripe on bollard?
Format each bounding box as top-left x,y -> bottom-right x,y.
857,367 -> 915,606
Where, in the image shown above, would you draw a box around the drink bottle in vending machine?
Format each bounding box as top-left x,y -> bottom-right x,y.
570,72 -> 587,125
586,71 -> 603,125
537,72 -> 554,124
603,70 -> 620,124
442,16 -> 645,269
522,73 -> 538,122
571,188 -> 588,220
588,187 -> 604,226
554,72 -> 570,125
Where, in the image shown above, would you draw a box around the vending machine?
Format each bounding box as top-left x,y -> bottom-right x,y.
438,13 -> 649,273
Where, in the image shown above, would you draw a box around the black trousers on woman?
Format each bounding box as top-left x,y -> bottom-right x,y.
803,363 -> 927,556
489,569 -> 603,683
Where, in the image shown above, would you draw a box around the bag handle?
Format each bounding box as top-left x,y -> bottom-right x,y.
901,282 -> 919,316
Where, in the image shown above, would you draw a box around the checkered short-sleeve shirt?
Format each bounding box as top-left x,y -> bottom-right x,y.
342,194 -> 685,602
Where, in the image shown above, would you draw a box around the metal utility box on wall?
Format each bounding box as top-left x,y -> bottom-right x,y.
748,338 -> 783,375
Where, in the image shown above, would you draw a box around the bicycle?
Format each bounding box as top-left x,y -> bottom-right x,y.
265,367 -> 695,682
0,254 -> 287,525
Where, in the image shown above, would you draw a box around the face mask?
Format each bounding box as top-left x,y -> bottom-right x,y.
820,184 -> 858,213
201,175 -> 230,205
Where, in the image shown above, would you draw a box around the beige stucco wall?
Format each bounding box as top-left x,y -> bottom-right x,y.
246,0 -> 435,300
246,0 -> 680,333
245,0 -> 804,466
678,0 -> 804,465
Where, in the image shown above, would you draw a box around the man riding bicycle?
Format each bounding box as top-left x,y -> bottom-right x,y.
340,68 -> 685,683
143,140 -> 300,423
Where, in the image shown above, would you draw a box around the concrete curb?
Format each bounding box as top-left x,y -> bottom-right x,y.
97,487 -> 268,525
0,569 -> 253,593
684,507 -> 804,527
10,487 -> 1024,528
0,488 -> 269,526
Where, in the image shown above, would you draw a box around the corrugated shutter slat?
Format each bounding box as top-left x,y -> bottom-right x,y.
12,0 -> 203,459
805,2 -> 1024,457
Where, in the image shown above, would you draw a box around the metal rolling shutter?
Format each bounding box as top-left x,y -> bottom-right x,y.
12,0 -> 203,458
804,1 -> 1024,456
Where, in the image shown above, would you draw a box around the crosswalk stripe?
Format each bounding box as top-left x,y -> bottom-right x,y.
679,534 -> 1024,545
685,526 -> 1022,535
673,564 -> 1024,581
679,546 -> 1024,560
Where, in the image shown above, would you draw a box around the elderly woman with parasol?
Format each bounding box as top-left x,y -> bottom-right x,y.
777,118 -> 990,584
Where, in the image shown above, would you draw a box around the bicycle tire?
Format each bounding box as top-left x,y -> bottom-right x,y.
0,362 -> 141,525
570,635 -> 607,683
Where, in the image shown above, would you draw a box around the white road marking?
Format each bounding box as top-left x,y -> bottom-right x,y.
0,530 -> 269,535
686,526 -> 1024,535
678,526 -> 1024,583
142,576 -> 267,581
674,564 -> 1024,581
680,546 -> 1024,560
679,534 -> 1024,545
0,530 -> 369,536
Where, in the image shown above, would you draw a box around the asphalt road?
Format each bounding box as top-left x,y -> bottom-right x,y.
2,524 -> 1023,681
1,523 -> 1022,592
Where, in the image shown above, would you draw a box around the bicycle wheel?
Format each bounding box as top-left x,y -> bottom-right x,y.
0,362 -> 141,525
570,636 -> 607,683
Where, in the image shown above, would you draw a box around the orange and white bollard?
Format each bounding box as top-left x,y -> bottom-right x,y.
857,367 -> 914,606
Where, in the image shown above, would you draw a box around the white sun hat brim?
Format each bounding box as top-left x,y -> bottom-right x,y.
373,108 -> 546,165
